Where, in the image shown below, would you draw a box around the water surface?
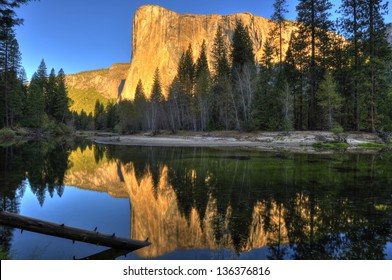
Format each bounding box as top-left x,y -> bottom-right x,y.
1,139 -> 391,259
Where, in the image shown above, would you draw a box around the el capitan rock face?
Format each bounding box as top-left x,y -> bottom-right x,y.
123,5 -> 296,99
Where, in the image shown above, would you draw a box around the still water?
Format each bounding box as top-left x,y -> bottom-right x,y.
1,139 -> 392,259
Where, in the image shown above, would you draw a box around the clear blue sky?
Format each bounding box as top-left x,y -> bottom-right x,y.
15,0 -> 391,79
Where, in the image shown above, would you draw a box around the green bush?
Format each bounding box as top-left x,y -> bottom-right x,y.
0,128 -> 16,141
331,124 -> 344,135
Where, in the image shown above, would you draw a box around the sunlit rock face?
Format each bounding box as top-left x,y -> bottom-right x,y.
123,5 -> 296,99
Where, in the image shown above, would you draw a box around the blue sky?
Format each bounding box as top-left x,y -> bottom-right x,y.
15,0 -> 392,79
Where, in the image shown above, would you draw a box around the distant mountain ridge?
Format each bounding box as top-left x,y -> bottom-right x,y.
65,63 -> 129,113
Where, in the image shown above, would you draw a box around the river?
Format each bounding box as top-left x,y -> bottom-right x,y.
1,139 -> 391,259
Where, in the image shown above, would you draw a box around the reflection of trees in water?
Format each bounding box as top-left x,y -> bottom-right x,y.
22,140 -> 72,206
107,146 -> 392,259
10,143 -> 388,259
0,139 -> 75,255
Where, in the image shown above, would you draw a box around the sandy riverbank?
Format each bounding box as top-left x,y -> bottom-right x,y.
91,131 -> 388,153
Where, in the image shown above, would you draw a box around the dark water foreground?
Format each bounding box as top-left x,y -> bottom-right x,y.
1,139 -> 391,260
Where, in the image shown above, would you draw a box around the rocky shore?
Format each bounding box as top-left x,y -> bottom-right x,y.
92,131 -> 390,153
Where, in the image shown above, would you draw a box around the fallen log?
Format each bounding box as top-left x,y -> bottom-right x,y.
0,210 -> 150,251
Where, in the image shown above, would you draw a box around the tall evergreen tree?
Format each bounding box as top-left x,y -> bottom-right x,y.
150,67 -> 164,133
105,101 -> 117,130
231,20 -> 255,72
53,68 -> 70,123
316,71 -> 342,130
134,79 -> 148,131
45,68 -> 57,117
195,40 -> 211,131
339,0 -> 367,131
93,99 -> 106,130
255,37 -> 276,129
0,26 -> 21,127
24,60 -> 47,127
231,20 -> 256,130
211,26 -> 231,79
361,0 -> 391,132
285,32 -> 309,130
173,45 -> 196,130
210,26 -> 232,129
296,0 -> 333,129
271,0 -> 288,70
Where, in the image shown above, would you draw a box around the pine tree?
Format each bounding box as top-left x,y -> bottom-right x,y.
167,77 -> 182,132
316,71 -> 342,130
256,37 -> 279,129
174,45 -> 196,130
150,68 -> 164,133
339,0 -> 367,131
210,26 -> 231,130
0,26 -> 21,127
285,32 -> 309,130
93,99 -> 106,130
105,101 -> 117,130
195,40 -> 211,131
117,100 -> 135,134
24,60 -> 47,127
211,26 -> 230,79
134,79 -> 148,131
271,0 -> 289,70
45,68 -> 57,117
231,20 -> 256,130
361,0 -> 391,132
296,0 -> 333,129
9,67 -> 26,126
53,68 -> 71,123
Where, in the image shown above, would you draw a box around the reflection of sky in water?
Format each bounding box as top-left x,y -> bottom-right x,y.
10,182 -> 130,260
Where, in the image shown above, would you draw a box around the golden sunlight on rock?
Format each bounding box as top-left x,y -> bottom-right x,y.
123,5 -> 296,99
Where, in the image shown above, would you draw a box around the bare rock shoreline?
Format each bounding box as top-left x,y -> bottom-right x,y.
90,131 -> 389,153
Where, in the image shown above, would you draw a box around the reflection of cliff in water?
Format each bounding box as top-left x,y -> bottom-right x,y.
65,155 -> 288,258
64,147 -> 292,257
64,145 -> 392,259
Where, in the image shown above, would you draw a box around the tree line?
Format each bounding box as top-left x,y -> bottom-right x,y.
2,1 -> 391,134
81,0 -> 391,134
1,1 -> 71,132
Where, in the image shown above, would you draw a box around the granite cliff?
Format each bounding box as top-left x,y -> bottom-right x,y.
123,5 -> 296,99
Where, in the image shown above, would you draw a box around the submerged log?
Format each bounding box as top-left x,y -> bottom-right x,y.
0,210 -> 150,251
